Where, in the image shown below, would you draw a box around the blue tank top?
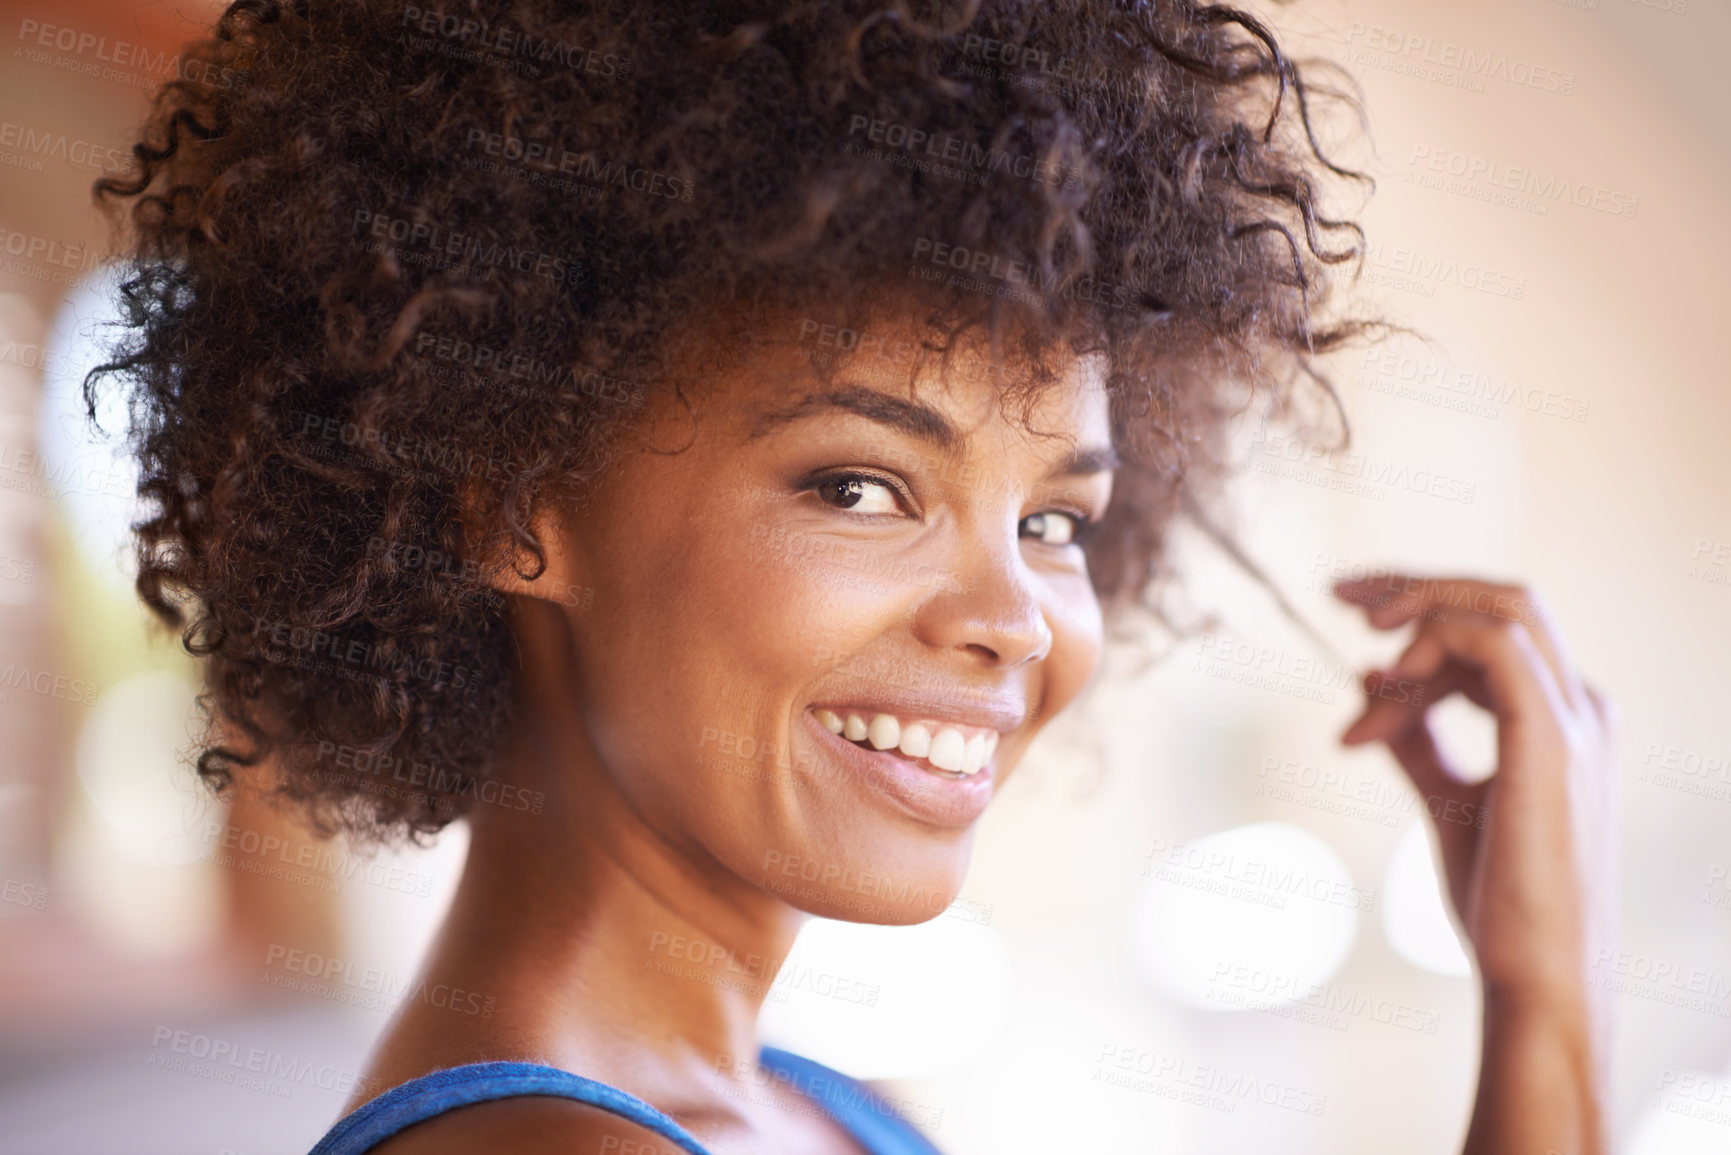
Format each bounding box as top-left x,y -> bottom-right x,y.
306,1046 -> 943,1155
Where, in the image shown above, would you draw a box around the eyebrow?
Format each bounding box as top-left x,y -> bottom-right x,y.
748,386 -> 1122,476
1054,444 -> 1123,476
750,387 -> 959,452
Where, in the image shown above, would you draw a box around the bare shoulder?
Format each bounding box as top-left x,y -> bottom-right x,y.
367,1094 -> 697,1155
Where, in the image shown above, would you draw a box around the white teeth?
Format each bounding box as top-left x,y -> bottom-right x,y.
927,727 -> 967,772
867,713 -> 901,750
817,707 -> 1000,777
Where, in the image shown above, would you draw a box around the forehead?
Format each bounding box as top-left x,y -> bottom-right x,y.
695,314 -> 1114,455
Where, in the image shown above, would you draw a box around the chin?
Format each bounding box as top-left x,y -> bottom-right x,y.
751,824 -> 976,926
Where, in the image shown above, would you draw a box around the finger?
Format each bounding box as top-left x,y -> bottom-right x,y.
1491,586 -> 1588,714
1335,573 -> 1525,627
1340,631 -> 1496,749
1382,717 -> 1486,909
1582,682 -> 1619,738
1384,715 -> 1487,812
1332,575 -> 1435,629
1369,615 -> 1573,756
1338,575 -> 1587,712
1341,664 -> 1457,747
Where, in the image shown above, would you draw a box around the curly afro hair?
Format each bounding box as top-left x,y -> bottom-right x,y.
89,0 -> 1370,844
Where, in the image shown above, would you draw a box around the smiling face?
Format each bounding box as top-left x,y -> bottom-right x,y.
519,315 -> 1117,923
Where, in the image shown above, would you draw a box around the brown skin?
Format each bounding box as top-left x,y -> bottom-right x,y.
1337,577 -> 1617,1155
364,327 -> 1114,1154
357,326 -> 1614,1154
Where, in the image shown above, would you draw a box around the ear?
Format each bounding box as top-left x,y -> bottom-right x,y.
481,504 -> 596,612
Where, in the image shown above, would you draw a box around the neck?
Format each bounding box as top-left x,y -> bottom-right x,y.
417,650 -> 806,1091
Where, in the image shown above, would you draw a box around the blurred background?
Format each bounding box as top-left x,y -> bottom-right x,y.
1,0 -> 1727,1152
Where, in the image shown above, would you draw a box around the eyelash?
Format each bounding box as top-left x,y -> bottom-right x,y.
804,469 -> 1099,546
808,469 -> 912,512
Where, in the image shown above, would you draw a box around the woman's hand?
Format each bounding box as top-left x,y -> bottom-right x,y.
1333,575 -> 1618,1155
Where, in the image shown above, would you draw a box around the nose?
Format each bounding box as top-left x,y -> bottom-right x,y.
914,522 -> 1053,668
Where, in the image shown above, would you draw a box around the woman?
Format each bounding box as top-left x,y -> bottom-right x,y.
90,0 -> 1616,1152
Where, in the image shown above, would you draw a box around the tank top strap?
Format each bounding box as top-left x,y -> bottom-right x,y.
758,1046 -> 945,1155
305,1060 -> 713,1155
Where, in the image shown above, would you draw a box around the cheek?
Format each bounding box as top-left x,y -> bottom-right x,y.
1041,573 -> 1105,710
575,506 -> 904,796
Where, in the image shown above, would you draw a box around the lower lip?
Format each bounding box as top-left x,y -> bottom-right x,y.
801,710 -> 996,829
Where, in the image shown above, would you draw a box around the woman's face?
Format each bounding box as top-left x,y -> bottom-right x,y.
533,319 -> 1117,923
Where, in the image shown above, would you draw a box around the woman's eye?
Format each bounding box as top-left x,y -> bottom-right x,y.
1021,511 -> 1087,546
814,474 -> 903,515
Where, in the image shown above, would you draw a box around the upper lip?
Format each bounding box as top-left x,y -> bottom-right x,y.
807,688 -> 1030,735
